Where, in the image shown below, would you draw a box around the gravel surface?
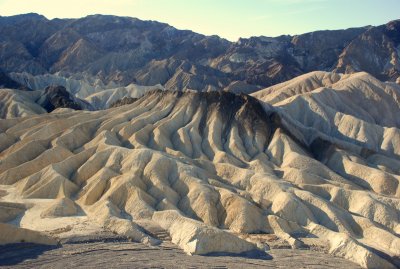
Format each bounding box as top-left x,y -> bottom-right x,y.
0,236 -> 362,269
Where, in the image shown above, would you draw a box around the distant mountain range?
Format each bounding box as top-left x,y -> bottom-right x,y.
0,13 -> 399,93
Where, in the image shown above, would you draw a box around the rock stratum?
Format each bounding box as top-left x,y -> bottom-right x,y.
0,71 -> 400,268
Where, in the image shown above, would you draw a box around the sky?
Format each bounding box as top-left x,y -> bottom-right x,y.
0,0 -> 399,41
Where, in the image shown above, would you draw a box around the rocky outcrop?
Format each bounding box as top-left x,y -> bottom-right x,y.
152,210 -> 257,255
335,20 -> 400,82
109,97 -> 138,108
37,85 -> 93,112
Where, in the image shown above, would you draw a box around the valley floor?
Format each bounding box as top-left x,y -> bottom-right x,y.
0,235 -> 361,269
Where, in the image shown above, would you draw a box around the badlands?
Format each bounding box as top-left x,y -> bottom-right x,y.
0,71 -> 399,268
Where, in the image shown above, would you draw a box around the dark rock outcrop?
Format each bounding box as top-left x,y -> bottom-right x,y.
37,85 -> 92,112
109,96 -> 138,108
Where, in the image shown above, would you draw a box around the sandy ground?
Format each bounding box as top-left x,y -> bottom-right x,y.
0,235 -> 362,269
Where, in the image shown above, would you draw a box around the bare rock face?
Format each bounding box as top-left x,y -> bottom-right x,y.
152,210 -> 257,255
335,20 -> 400,82
37,85 -> 93,112
290,28 -> 366,71
109,97 -> 138,108
1,13 -> 398,93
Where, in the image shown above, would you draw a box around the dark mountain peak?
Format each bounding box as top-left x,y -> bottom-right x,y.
77,13 -> 140,24
387,19 -> 400,27
0,13 -> 47,24
385,20 -> 400,44
68,13 -> 167,35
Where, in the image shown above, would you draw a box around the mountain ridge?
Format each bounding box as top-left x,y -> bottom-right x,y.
1,13 -> 398,93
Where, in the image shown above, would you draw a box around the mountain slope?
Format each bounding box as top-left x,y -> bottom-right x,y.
0,89 -> 45,118
0,13 -> 399,94
0,69 -> 30,90
0,88 -> 399,268
335,20 -> 400,81
252,71 -> 400,156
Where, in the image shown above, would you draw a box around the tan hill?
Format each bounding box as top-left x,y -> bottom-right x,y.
0,89 -> 45,118
252,71 -> 400,156
0,81 -> 164,119
0,85 -> 399,268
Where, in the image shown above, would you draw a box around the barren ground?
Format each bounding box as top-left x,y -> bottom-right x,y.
0,235 -> 361,269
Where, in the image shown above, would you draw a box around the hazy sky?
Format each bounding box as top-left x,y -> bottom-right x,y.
0,0 -> 399,41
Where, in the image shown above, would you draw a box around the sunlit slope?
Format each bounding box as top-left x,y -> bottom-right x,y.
0,89 -> 399,268
252,71 -> 400,156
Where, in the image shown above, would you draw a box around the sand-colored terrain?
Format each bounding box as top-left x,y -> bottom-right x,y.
0,74 -> 164,118
0,72 -> 399,268
0,236 -> 362,268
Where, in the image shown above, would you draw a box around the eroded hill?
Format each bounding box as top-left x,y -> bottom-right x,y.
1,85 -> 399,268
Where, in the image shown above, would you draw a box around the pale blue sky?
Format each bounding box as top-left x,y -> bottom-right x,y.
0,0 -> 399,41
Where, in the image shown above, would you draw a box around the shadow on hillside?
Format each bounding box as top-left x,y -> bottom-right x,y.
0,243 -> 59,266
204,249 -> 273,260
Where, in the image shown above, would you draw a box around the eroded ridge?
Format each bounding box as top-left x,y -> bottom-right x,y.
0,90 -> 399,268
